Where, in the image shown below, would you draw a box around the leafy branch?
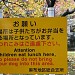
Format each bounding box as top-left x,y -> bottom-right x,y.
2,0 -> 26,10
61,8 -> 75,16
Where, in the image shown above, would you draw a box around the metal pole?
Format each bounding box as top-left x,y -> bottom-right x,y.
48,4 -> 55,75
48,7 -> 55,17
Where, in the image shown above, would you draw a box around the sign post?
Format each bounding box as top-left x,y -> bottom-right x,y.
48,7 -> 55,17
47,0 -> 55,75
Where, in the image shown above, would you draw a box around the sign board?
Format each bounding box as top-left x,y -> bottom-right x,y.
0,17 -> 67,74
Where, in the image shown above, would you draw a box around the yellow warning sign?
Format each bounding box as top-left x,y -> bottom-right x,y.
0,17 -> 67,74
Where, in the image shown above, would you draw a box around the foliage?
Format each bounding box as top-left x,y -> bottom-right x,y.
0,0 -> 75,18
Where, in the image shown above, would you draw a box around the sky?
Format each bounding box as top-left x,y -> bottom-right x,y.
0,9 -> 3,18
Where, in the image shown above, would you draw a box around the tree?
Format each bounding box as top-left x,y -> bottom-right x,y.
46,0 -> 56,7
